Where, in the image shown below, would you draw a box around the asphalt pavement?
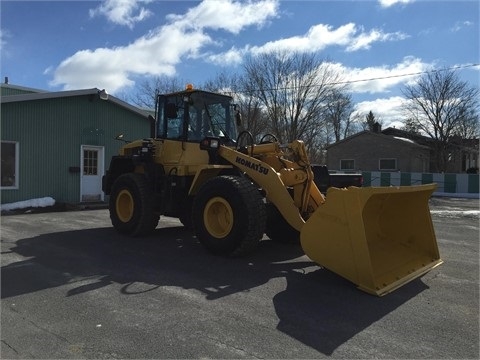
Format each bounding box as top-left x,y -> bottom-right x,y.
1,197 -> 479,359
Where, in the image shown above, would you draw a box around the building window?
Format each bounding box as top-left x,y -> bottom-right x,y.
340,159 -> 355,170
1,141 -> 19,189
83,149 -> 98,175
379,158 -> 397,170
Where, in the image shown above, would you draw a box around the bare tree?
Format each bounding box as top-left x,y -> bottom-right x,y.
323,89 -> 355,143
402,68 -> 479,172
132,76 -> 186,109
235,86 -> 270,142
346,111 -> 365,134
402,118 -> 422,135
454,107 -> 479,139
201,71 -> 238,95
242,51 -> 342,152
202,71 -> 269,141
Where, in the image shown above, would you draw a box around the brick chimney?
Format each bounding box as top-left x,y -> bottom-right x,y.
372,122 -> 382,133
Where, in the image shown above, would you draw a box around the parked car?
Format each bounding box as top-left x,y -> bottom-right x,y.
311,165 -> 363,194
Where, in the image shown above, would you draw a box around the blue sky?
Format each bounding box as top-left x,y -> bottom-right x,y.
1,0 -> 479,127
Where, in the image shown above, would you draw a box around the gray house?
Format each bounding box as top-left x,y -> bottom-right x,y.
1,83 -> 153,206
382,127 -> 479,173
326,129 -> 431,173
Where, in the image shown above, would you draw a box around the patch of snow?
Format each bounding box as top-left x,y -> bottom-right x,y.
393,136 -> 415,144
430,209 -> 479,219
1,197 -> 55,211
433,192 -> 479,199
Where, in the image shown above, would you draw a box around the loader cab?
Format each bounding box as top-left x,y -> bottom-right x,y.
156,88 -> 238,145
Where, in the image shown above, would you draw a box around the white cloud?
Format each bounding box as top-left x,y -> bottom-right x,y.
167,0 -> 279,34
352,96 -> 406,128
0,28 -> 10,52
51,0 -> 279,92
207,46 -> 247,66
209,23 -> 409,66
378,0 -> 414,8
49,0 -> 416,94
89,0 -> 153,29
253,23 -> 407,54
346,29 -> 408,52
0,29 -> 5,49
250,23 -> 355,54
334,56 -> 434,94
51,26 -> 210,91
339,57 -> 436,126
450,20 -> 474,32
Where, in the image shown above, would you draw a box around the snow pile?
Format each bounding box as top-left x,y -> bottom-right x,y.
430,209 -> 480,219
1,197 -> 55,211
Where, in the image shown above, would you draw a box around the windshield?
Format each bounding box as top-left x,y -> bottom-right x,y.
157,91 -> 238,143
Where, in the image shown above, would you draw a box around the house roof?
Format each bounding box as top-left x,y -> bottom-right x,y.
0,83 -> 46,94
1,87 -> 150,118
326,130 -> 431,150
382,127 -> 479,152
381,127 -> 435,145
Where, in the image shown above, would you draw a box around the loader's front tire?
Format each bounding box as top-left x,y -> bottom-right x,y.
193,175 -> 266,256
109,173 -> 159,237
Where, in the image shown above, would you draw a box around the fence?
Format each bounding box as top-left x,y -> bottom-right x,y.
362,171 -> 479,195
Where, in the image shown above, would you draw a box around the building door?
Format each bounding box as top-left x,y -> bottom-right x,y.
80,145 -> 104,202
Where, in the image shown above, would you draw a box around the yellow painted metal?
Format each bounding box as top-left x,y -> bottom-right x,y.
218,145 -> 307,231
188,165 -> 233,195
300,184 -> 443,296
156,139 -> 209,164
116,189 -> 134,223
118,139 -> 144,156
203,197 -> 234,238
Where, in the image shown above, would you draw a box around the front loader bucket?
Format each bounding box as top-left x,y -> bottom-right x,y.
300,184 -> 443,296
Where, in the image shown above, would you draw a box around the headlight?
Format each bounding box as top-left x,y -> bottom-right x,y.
200,137 -> 220,150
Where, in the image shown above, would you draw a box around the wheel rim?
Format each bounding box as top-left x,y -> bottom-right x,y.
116,189 -> 134,223
203,197 -> 233,238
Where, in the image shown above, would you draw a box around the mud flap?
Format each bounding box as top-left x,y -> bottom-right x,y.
300,184 -> 443,296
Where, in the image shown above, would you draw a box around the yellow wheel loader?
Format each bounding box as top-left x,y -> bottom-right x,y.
102,86 -> 442,296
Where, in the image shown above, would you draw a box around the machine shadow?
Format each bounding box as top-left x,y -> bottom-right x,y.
1,225 -> 305,300
273,268 -> 428,355
1,224 -> 427,354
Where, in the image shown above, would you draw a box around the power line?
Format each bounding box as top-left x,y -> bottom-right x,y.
239,63 -> 480,93
333,63 -> 480,87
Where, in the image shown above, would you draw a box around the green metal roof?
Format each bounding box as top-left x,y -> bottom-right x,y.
0,83 -> 46,96
1,87 -> 149,118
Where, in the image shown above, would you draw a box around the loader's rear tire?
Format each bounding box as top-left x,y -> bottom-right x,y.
265,203 -> 300,244
109,173 -> 159,237
192,175 -> 266,256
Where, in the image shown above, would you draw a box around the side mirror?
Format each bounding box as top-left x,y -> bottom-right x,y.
235,110 -> 242,127
148,115 -> 156,138
114,134 -> 129,143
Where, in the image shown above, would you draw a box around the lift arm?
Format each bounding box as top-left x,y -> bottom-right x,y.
217,141 -> 325,231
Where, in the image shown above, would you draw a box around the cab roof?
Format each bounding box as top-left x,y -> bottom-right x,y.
159,88 -> 233,100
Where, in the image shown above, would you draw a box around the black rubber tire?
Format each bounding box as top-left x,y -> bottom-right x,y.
265,203 -> 300,244
109,173 -> 159,237
192,175 -> 266,256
